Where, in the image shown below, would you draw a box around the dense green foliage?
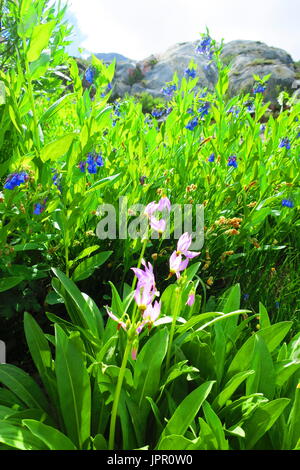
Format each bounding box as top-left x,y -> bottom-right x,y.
0,0 -> 299,451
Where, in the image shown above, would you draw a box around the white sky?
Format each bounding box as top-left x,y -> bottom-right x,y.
64,0 -> 300,61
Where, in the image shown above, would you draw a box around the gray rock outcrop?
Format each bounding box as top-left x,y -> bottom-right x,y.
91,40 -> 299,103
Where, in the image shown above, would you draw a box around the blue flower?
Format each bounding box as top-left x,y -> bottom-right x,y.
246,102 -> 255,113
95,153 -> 104,167
161,84 -> 177,97
260,124 -> 266,132
184,68 -> 197,79
152,109 -> 164,118
275,301 -> 280,309
4,172 -> 29,190
253,84 -> 266,94
198,101 -> 210,117
243,293 -> 249,301
195,35 -> 213,59
33,202 -> 46,215
227,155 -> 238,168
185,117 -> 198,130
281,199 -> 294,208
85,67 -> 95,85
279,138 -> 291,150
228,106 -> 240,117
208,153 -> 215,162
51,169 -> 62,192
297,131 -> 300,138
165,107 -> 173,115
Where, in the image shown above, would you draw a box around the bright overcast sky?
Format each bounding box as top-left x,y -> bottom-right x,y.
64,0 -> 300,61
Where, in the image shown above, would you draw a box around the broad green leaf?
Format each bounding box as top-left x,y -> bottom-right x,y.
72,245 -> 100,264
275,361 -> 300,388
0,277 -> 24,292
23,419 -> 77,450
23,313 -> 58,406
227,322 -> 293,378
0,422 -> 46,450
55,325 -> 91,449
203,401 -> 229,449
51,268 -> 99,336
134,328 -> 169,406
246,335 -> 275,399
157,381 -> 215,446
244,398 -> 290,449
39,93 -> 76,124
0,364 -> 49,412
72,251 -> 112,282
40,134 -> 75,162
212,370 -> 255,410
27,21 -> 56,63
259,302 -> 271,329
158,435 -> 194,450
85,174 -> 121,193
0,81 -> 5,105
287,385 -> 300,449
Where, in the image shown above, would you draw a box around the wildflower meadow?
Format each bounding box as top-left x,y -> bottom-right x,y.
0,0 -> 299,453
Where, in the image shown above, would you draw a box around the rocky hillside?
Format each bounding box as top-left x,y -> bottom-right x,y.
90,40 -> 300,103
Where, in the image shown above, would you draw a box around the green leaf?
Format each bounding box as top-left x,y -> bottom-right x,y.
158,435 -> 194,450
0,364 -> 49,412
55,325 -> 91,449
157,381 -> 215,446
40,134 -> 75,162
203,401 -> 229,449
72,245 -> 100,264
0,277 -> 24,292
0,422 -> 46,450
287,385 -> 300,449
134,328 -> 169,406
259,302 -> 271,329
246,335 -> 275,399
85,173 -> 121,193
72,251 -> 112,282
51,268 -> 99,336
227,322 -> 293,378
27,21 -> 56,63
212,370 -> 255,410
39,93 -> 76,124
23,419 -> 77,450
23,313 -> 58,406
244,398 -> 290,449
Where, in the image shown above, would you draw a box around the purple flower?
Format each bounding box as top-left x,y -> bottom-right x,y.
134,284 -> 155,310
186,292 -> 195,307
281,199 -> 294,208
185,68 -> 197,79
208,153 -> 215,162
105,307 -> 127,330
157,196 -> 171,212
228,155 -> 238,168
144,201 -> 158,218
279,138 -> 291,150
176,232 -> 200,259
169,252 -> 189,279
4,172 -> 29,190
132,259 -> 157,294
185,116 -> 198,131
253,84 -> 266,94
142,300 -> 161,324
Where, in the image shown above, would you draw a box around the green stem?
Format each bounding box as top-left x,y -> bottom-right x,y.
65,244 -> 69,277
108,340 -> 131,450
165,287 -> 181,371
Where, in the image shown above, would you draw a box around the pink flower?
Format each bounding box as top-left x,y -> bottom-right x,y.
143,300 -> 161,323
105,307 -> 127,330
131,348 -> 138,360
176,232 -> 200,259
157,196 -> 171,212
144,201 -> 158,217
132,260 -> 157,292
134,284 -> 155,310
150,216 -> 166,233
169,251 -> 189,279
186,292 -> 195,306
